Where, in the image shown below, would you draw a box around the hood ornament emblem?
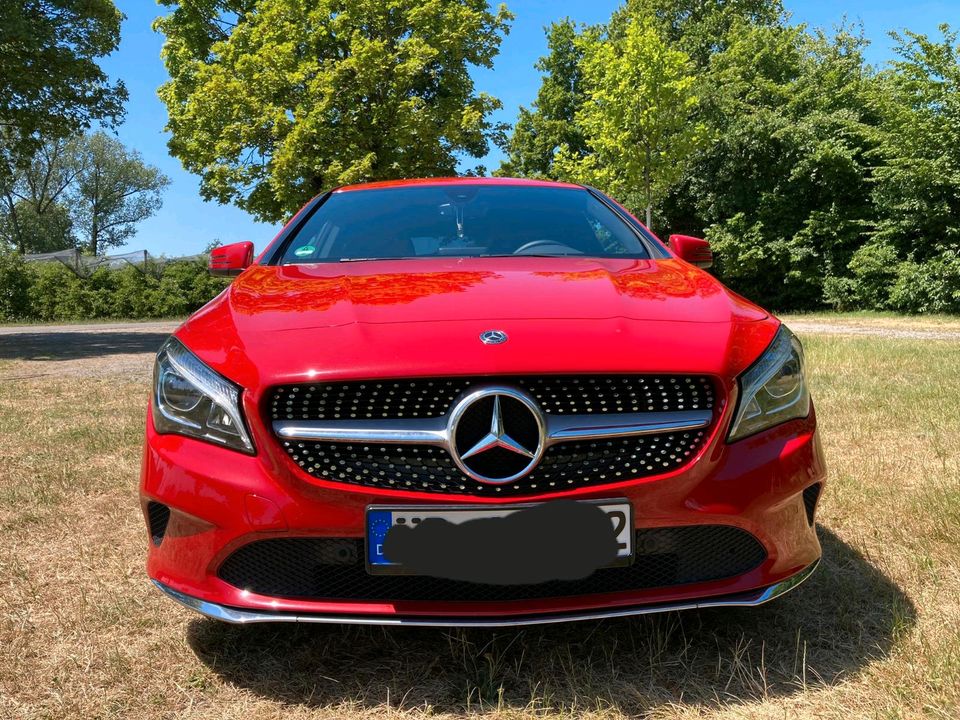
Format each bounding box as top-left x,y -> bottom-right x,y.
479,329 -> 508,345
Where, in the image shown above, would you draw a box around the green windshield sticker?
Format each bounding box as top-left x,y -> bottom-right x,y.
293,245 -> 315,257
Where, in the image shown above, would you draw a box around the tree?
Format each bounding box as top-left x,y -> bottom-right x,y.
0,1 -> 126,173
611,0 -> 786,67
688,23 -> 880,309
68,133 -> 170,255
872,25 -> 960,260
497,19 -> 588,178
0,137 -> 80,253
155,0 -> 513,223
553,18 -> 706,228
499,1 -> 785,182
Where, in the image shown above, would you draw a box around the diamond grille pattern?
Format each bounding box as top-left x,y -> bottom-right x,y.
269,375 -> 714,420
217,526 -> 767,601
282,430 -> 707,496
268,375 -> 716,497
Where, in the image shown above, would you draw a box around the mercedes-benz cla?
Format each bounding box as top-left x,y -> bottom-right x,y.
141,177 -> 825,626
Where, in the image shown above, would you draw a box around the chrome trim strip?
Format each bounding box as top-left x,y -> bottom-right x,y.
543,410 -> 712,445
272,409 -> 713,447
274,417 -> 447,445
152,559 -> 818,627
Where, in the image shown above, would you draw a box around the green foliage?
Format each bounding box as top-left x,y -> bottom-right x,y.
682,23 -> 879,309
552,18 -> 706,227
871,26 -> 960,261
500,1 -> 960,313
888,249 -> 960,314
0,251 -> 31,320
0,0 -> 126,181
155,0 -> 513,223
0,133 -> 169,255
69,132 -> 171,255
612,0 -> 786,67
2,259 -> 227,322
0,199 -> 74,253
497,20 -> 587,178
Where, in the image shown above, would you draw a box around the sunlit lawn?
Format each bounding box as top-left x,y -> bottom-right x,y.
0,329 -> 958,719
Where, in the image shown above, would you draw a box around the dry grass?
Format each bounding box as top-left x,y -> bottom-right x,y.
781,311 -> 960,331
1,327 -> 959,719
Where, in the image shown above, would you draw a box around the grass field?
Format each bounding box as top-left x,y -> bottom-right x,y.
1,326 -> 958,719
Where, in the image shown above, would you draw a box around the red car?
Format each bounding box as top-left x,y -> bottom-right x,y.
141,177 -> 824,626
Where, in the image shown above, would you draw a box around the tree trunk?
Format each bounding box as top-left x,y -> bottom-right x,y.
644,144 -> 652,229
3,193 -> 25,253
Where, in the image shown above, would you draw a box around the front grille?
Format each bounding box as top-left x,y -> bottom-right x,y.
269,375 -> 716,497
281,431 -> 707,495
218,525 -> 766,601
269,375 -> 714,420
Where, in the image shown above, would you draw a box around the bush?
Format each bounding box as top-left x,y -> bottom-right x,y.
0,258 -> 228,322
889,248 -> 960,314
0,252 -> 31,321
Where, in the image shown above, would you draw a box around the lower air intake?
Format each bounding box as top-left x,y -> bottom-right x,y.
217,525 -> 766,601
802,483 -> 822,526
147,502 -> 171,547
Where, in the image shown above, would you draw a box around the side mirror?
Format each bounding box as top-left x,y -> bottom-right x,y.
209,241 -> 254,277
668,234 -> 713,269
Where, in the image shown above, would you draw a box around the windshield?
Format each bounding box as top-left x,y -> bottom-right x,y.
276,185 -> 653,264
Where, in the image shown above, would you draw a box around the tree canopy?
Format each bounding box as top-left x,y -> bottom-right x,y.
0,1 -> 126,162
552,17 -> 706,227
156,0 -> 513,223
0,133 -> 169,256
499,0 -> 960,313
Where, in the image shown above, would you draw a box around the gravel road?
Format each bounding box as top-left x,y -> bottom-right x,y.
784,320 -> 960,342
0,321 -> 179,380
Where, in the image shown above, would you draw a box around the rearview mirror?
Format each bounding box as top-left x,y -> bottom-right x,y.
668,234 -> 713,269
209,241 -> 254,277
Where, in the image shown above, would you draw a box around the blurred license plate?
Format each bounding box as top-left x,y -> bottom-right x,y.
366,499 -> 632,575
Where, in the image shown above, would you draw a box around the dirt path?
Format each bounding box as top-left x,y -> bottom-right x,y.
0,320 -> 179,379
785,320 -> 960,341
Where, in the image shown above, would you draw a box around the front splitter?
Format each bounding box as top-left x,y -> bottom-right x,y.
152,559 -> 818,628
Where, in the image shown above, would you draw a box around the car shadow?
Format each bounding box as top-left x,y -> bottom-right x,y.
186,527 -> 915,714
0,331 -> 171,361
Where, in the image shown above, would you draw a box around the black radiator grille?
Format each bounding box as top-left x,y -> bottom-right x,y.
269,375 -> 716,496
281,430 -> 707,496
269,375 -> 714,421
217,525 -> 766,602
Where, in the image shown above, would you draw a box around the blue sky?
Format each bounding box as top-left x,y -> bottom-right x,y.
102,0 -> 959,257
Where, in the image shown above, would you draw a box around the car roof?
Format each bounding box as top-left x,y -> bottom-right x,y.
333,177 -> 584,193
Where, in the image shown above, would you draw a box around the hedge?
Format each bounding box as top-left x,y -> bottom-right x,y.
2,249 -> 958,322
0,253 -> 229,322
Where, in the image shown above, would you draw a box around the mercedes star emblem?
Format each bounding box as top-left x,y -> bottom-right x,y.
479,329 -> 508,345
448,387 -> 545,484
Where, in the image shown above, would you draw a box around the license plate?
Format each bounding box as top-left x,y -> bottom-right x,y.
366,499 -> 632,577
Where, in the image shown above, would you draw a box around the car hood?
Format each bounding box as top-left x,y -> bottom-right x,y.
177,257 -> 778,388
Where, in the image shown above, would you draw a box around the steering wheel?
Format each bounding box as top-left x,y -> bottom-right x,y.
512,239 -> 582,256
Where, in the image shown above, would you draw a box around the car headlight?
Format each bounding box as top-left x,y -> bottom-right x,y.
728,325 -> 810,441
152,337 -> 255,453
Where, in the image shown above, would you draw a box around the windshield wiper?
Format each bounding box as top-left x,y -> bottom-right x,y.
337,257 -> 417,262
479,253 -> 580,258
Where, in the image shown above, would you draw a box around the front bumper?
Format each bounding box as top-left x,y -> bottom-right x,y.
152,558 -> 819,627
140,404 -> 825,624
